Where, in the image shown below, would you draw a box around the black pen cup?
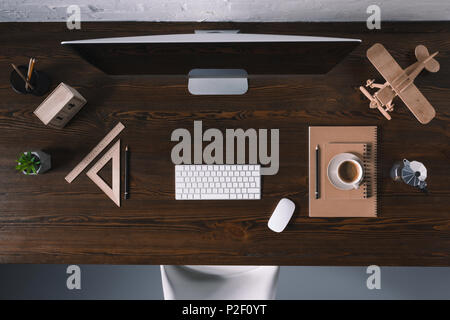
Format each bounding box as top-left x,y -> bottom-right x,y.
10,65 -> 51,96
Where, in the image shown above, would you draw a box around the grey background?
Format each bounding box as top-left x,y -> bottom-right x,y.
0,0 -> 449,300
1,0 -> 449,22
0,265 -> 449,299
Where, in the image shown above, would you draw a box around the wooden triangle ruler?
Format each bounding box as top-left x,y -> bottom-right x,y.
86,139 -> 121,207
65,122 -> 124,183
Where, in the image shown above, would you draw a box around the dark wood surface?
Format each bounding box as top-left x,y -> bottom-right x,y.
0,22 -> 448,266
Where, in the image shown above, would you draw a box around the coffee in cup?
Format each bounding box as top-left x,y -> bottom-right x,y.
338,160 -> 361,183
335,158 -> 364,189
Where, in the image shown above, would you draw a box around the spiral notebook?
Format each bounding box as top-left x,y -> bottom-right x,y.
308,126 -> 378,217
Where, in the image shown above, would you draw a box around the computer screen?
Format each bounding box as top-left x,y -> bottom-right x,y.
62,33 -> 361,76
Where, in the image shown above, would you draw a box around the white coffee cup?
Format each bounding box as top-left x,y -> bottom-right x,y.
335,157 -> 364,189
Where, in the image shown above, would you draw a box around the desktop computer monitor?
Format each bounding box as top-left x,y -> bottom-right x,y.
62,31 -> 360,95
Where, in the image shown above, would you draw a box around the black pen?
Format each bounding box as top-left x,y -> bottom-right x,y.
124,145 -> 130,200
315,145 -> 320,199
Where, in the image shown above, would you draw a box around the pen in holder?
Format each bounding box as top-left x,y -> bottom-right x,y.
10,64 -> 51,96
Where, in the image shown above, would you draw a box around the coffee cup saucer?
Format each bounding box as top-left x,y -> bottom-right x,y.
327,153 -> 362,191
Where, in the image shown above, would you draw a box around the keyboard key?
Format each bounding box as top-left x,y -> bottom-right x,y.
201,194 -> 229,199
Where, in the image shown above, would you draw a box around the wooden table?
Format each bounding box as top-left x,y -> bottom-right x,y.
0,22 -> 448,266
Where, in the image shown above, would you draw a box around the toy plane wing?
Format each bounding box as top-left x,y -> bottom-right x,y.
367,43 -> 405,84
397,85 -> 436,124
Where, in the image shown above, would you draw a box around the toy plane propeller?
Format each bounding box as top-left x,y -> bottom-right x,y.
360,43 -> 439,124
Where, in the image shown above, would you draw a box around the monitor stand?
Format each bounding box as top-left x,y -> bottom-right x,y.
188,69 -> 248,95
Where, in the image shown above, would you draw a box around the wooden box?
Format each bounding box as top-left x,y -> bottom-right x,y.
34,82 -> 87,128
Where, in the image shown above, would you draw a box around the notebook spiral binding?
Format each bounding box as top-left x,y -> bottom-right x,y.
374,127 -> 379,216
362,129 -> 378,214
363,144 -> 369,198
362,143 -> 373,199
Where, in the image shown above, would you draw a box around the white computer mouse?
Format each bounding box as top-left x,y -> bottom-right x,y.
268,198 -> 296,233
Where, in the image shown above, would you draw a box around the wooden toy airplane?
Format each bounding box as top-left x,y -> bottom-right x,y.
360,43 -> 439,124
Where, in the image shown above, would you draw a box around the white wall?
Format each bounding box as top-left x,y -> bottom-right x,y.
1,0 -> 449,22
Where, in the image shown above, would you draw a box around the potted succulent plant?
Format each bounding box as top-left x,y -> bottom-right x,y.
15,151 -> 51,175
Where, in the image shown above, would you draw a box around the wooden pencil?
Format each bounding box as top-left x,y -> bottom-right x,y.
26,58 -> 35,91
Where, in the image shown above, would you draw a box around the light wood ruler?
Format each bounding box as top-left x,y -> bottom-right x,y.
65,122 -> 125,183
86,139 -> 121,207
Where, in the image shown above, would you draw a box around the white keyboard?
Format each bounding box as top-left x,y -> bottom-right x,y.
175,165 -> 261,200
